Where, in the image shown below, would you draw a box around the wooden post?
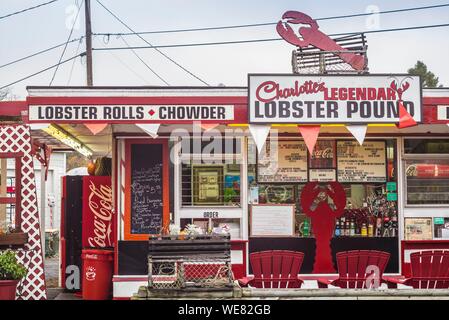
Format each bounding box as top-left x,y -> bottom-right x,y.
85,0 -> 93,86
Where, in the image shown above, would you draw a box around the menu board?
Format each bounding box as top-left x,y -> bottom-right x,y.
250,204 -> 295,237
337,141 -> 386,182
130,144 -> 163,234
257,141 -> 308,182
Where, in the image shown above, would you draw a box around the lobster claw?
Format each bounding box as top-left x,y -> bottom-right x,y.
277,11 -> 318,47
326,182 -> 346,217
281,11 -> 319,29
390,80 -> 397,92
276,20 -> 305,47
402,81 -> 410,92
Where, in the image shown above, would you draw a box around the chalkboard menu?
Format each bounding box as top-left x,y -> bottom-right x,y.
130,144 -> 164,234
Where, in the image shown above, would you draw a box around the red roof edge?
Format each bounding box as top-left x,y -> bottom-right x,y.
0,101 -> 27,117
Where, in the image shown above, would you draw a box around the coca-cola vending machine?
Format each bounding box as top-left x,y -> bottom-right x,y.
61,175 -> 114,292
82,176 -> 114,249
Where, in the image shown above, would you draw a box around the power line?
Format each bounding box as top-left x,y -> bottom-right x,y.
66,38 -> 84,85
0,54 -> 82,90
93,3 -> 449,36
95,0 -> 210,86
0,0 -> 59,20
49,1 -> 83,85
118,36 -> 169,85
0,37 -> 84,70
92,22 -> 449,51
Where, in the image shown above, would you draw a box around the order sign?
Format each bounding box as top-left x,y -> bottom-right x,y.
249,74 -> 422,124
337,141 -> 387,182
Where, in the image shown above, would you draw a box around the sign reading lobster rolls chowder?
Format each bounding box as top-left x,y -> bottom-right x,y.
249,74 -> 422,123
337,141 -> 387,182
28,104 -> 234,122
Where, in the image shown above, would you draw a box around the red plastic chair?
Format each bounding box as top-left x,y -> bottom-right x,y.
385,250 -> 449,289
318,250 -> 391,288
238,250 -> 305,288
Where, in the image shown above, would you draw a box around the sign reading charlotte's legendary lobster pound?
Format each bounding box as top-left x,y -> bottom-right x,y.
249,74 -> 422,124
28,104 -> 234,122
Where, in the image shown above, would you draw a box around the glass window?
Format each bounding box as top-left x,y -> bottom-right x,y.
181,163 -> 241,207
247,138 -> 398,238
405,159 -> 449,205
0,158 -> 21,233
404,139 -> 449,154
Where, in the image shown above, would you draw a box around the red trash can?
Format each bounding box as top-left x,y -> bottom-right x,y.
81,249 -> 114,300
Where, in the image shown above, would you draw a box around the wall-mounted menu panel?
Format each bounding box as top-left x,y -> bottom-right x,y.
337,141 -> 386,183
257,141 -> 308,183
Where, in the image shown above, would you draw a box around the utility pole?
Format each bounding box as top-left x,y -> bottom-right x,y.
85,0 -> 93,86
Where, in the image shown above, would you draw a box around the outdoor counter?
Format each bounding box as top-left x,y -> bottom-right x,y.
249,237 -> 399,273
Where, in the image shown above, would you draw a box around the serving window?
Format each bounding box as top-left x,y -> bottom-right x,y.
403,138 -> 449,207
179,137 -> 242,208
249,138 -> 398,238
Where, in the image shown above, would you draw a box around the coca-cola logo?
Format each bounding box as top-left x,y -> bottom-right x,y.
312,147 -> 333,159
255,80 -> 326,103
87,180 -> 113,247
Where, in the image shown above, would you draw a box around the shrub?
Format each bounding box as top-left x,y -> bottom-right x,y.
0,250 -> 27,280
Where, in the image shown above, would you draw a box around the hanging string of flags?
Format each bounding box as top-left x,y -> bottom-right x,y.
136,123 -> 161,138
248,123 -> 371,155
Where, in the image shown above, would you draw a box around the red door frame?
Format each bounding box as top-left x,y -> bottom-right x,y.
124,139 -> 169,240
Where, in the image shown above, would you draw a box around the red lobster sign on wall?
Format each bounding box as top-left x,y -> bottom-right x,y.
300,182 -> 346,273
276,11 -> 365,71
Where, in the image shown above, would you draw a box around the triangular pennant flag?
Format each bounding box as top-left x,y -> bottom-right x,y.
398,101 -> 417,129
29,123 -> 50,130
136,123 -> 160,138
248,124 -> 271,154
298,125 -> 321,154
84,123 -> 108,135
346,124 -> 368,145
200,123 -> 219,131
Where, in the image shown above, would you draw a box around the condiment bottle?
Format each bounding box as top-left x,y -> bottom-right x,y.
368,223 -> 374,237
361,223 -> 368,237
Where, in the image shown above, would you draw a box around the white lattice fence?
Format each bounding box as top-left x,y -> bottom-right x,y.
0,125 -> 46,300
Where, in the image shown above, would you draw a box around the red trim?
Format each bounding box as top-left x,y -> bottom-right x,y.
27,96 -> 247,105
113,140 -> 119,275
0,101 -> 27,116
112,297 -> 131,300
0,198 -> 15,204
60,176 -> 67,287
112,276 -> 147,282
124,139 -> 170,241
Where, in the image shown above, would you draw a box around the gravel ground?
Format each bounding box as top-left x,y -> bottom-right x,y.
44,255 -> 60,288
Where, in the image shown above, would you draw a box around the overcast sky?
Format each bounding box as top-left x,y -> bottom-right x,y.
1,0 -> 449,98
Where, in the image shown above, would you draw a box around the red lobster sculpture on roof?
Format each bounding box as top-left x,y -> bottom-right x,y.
276,11 -> 365,71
